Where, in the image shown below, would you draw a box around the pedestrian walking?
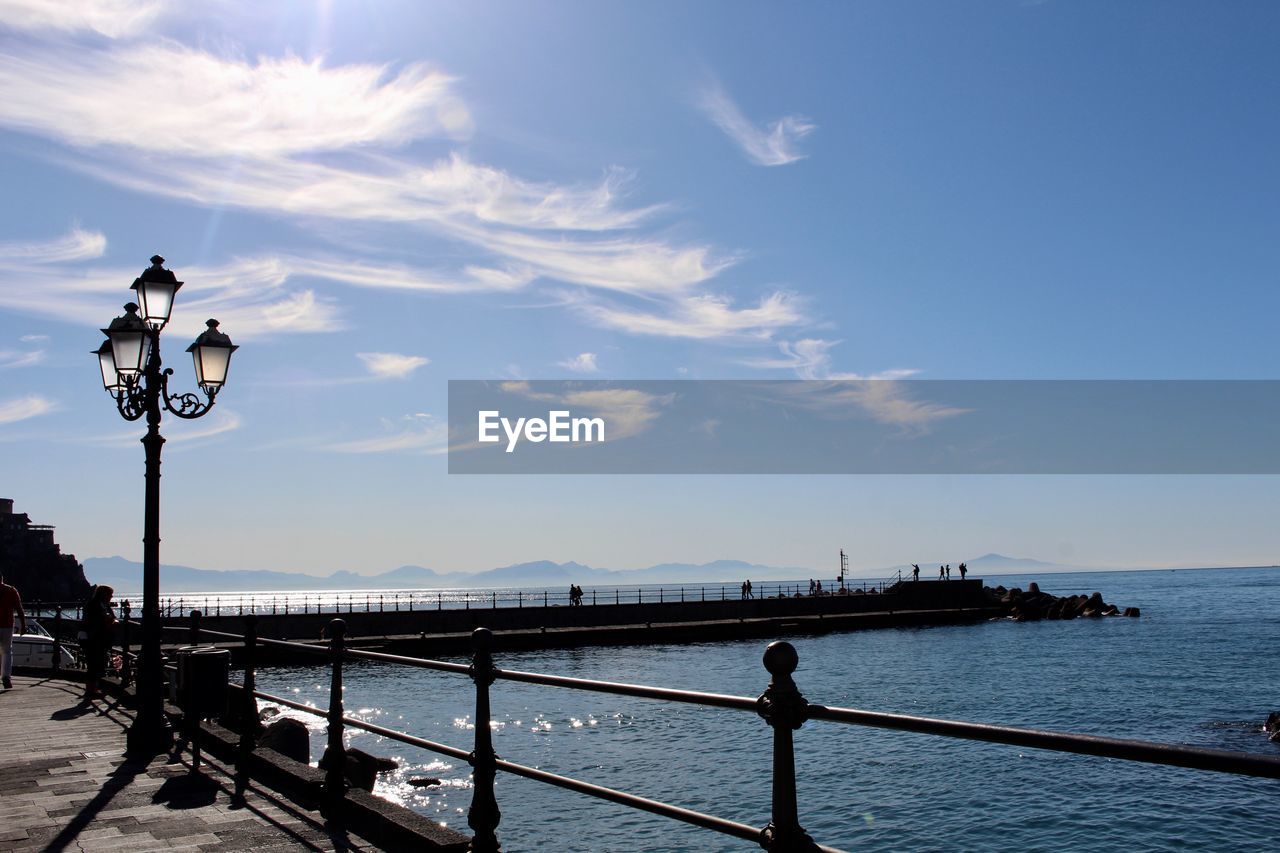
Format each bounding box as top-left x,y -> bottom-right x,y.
0,572 -> 28,690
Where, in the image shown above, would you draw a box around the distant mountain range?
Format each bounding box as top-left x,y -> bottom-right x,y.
82,552 -> 1075,594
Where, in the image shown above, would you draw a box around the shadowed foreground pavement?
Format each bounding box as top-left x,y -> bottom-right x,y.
0,675 -> 379,852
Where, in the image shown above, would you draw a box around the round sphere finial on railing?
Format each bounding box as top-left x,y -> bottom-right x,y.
328,618 -> 347,640
763,641 -> 798,677
472,627 -> 493,650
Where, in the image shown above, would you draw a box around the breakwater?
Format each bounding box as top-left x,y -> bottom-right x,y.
158,579 -> 997,663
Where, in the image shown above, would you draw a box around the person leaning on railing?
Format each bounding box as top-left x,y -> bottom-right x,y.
81,585 -> 117,701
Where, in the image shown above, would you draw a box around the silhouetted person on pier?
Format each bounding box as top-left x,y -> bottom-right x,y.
945,564 -> 951,580
959,563 -> 967,580
816,580 -> 823,595
808,579 -> 816,595
0,572 -> 27,691
745,580 -> 754,599
912,564 -> 920,581
81,584 -> 116,701
939,565 -> 945,580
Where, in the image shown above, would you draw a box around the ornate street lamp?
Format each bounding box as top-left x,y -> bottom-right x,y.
94,255 -> 237,757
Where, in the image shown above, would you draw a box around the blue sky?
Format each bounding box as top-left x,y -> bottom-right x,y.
1,1 -> 1277,577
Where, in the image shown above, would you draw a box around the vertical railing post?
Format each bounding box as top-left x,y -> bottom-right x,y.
543,590 -> 548,608
321,618 -> 348,817
756,642 -> 817,852
185,610 -> 204,770
468,628 -> 501,851
240,614 -> 261,743
234,614 -> 261,804
120,601 -> 132,687
52,605 -> 62,672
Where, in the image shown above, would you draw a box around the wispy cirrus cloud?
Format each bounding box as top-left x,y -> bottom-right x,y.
762,378 -> 968,434
0,44 -> 471,155
0,19 -> 807,343
739,339 -> 953,429
0,0 -> 169,38
0,348 -> 45,369
577,291 -> 804,340
323,413 -> 447,454
695,80 -> 815,166
498,381 -> 674,442
740,338 -> 920,380
0,227 -> 105,262
0,394 -> 57,424
85,407 -> 242,447
285,254 -> 535,294
558,352 -> 599,373
357,352 -> 429,379
0,238 -> 343,339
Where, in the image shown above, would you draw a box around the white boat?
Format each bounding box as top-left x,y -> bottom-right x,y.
9,621 -> 76,669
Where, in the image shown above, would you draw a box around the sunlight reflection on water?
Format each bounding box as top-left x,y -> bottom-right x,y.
249,568 -> 1280,852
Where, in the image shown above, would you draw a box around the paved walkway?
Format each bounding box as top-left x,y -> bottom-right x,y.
0,675 -> 379,852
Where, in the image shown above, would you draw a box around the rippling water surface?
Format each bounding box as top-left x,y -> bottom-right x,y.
254,567 -> 1280,851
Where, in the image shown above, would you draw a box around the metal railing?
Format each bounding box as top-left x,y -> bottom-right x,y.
29,582 -> 905,621
162,611 -> 1280,852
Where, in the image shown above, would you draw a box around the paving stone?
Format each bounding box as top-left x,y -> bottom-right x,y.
0,676 -> 387,852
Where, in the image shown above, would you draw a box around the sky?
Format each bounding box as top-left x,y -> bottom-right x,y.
1,0 -> 1278,578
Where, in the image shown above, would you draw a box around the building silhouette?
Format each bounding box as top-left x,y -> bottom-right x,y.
0,498 -> 90,602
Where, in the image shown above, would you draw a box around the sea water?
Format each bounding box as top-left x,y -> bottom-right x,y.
254,566 -> 1280,851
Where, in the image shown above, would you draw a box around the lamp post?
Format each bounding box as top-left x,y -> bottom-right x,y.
94,255 -> 237,758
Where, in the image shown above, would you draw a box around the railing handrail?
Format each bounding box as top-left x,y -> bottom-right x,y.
182,620 -> 1280,781
53,580 -> 904,618
168,614 -> 1280,851
248,684 -> 836,851
805,703 -> 1280,779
